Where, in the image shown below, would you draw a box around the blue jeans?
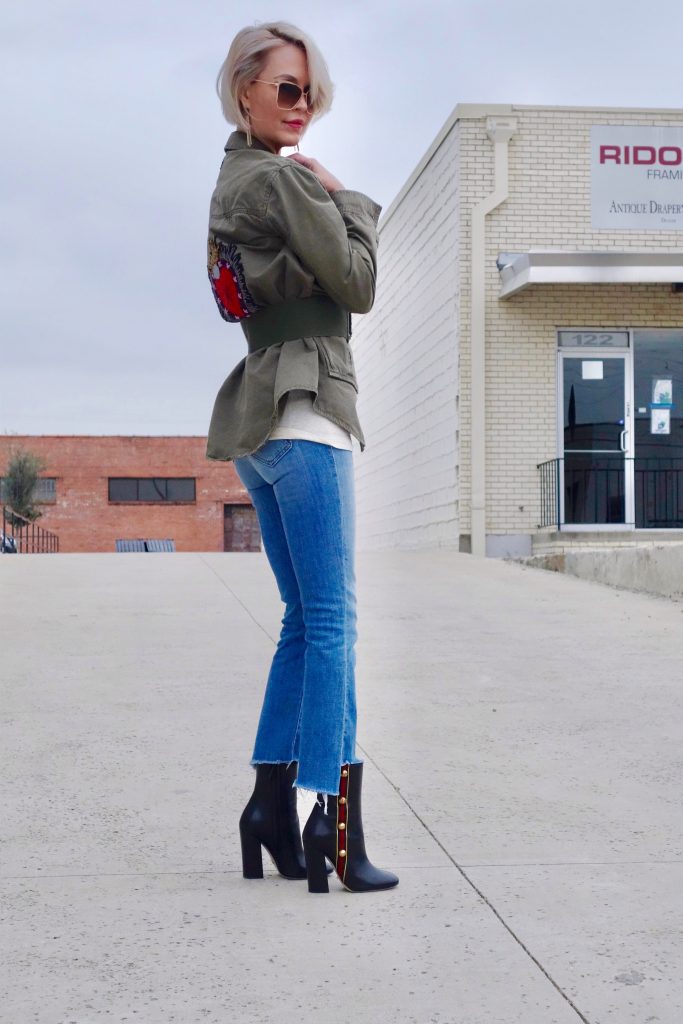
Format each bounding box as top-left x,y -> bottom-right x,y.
233,438 -> 363,796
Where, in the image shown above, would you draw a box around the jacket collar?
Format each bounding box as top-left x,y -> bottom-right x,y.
225,130 -> 277,155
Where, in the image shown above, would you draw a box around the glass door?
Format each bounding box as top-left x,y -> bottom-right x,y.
559,352 -> 633,527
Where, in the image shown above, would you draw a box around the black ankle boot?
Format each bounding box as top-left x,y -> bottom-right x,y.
302,761 -> 399,893
239,762 -> 333,880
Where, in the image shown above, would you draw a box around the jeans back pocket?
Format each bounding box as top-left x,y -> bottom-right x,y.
251,438 -> 293,467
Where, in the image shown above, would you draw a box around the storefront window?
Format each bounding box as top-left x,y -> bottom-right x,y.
633,330 -> 683,528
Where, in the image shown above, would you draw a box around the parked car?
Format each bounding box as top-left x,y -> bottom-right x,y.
1,531 -> 17,553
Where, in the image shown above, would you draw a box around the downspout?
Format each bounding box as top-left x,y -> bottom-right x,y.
469,116 -> 517,556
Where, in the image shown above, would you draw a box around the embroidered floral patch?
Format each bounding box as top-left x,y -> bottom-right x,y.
207,235 -> 262,322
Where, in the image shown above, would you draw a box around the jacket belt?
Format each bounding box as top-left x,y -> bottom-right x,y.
241,295 -> 351,354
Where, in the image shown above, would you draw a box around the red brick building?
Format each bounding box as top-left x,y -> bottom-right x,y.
0,436 -> 261,553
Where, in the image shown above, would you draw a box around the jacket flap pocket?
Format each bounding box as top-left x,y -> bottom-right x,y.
316,336 -> 358,392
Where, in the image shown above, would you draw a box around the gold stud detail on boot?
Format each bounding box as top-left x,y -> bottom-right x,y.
336,765 -> 350,882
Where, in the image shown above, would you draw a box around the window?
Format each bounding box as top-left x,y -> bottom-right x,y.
34,478 -> 57,502
115,539 -> 176,552
108,478 -> 196,502
0,477 -> 56,503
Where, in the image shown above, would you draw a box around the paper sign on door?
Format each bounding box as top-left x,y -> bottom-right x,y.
582,361 -> 603,380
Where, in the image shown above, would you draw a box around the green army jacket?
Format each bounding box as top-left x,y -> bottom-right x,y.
205,130 -> 382,462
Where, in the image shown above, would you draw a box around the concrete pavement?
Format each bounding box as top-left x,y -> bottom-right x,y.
2,549 -> 682,1023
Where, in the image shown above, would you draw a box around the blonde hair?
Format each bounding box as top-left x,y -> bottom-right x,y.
216,21 -> 334,136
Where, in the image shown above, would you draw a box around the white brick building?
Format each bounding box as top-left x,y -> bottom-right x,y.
352,103 -> 683,557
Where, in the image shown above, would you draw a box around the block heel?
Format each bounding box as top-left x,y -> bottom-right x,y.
238,762 -> 333,881
303,838 -> 330,893
240,825 -> 264,878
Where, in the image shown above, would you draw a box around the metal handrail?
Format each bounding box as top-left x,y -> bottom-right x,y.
537,456 -> 683,530
536,459 -> 561,529
1,505 -> 60,553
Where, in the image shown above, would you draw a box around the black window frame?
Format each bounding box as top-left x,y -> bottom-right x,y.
108,477 -> 196,503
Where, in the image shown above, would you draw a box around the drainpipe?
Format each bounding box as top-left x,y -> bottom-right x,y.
469,116 -> 518,557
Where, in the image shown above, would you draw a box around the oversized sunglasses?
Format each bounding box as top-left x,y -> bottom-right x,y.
252,79 -> 313,111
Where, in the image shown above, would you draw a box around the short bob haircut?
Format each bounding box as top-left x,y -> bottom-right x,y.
216,21 -> 334,139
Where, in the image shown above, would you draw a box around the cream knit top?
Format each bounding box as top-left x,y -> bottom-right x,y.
268,389 -> 353,451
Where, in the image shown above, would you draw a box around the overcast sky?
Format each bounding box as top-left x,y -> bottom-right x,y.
3,0 -> 683,436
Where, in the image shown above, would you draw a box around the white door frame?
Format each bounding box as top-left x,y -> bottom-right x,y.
557,342 -> 634,530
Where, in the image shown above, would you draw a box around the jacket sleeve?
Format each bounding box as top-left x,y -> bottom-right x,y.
264,163 -> 382,314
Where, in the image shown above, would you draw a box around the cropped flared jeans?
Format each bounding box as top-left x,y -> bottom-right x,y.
233,438 -> 363,796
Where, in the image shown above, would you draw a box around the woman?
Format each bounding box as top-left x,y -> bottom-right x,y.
206,21 -> 398,895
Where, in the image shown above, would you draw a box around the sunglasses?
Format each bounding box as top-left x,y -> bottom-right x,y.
252,79 -> 314,112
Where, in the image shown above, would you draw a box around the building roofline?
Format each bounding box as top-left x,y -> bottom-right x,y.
0,434 -> 207,439
458,101 -> 683,115
378,100 -> 683,233
378,104 -> 514,231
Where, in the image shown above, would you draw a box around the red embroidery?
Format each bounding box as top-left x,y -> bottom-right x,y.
207,235 -> 262,323
213,264 -> 246,318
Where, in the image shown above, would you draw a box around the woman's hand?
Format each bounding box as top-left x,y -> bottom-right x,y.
286,152 -> 345,193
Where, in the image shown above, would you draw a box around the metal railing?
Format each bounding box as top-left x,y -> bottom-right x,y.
634,457 -> 683,528
1,505 -> 60,553
537,459 -> 561,529
537,457 -> 683,530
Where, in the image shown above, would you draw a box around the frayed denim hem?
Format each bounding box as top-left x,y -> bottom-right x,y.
294,756 -> 364,798
250,758 -> 297,766
250,756 -> 364,794
294,779 -> 329,797
250,757 -> 299,787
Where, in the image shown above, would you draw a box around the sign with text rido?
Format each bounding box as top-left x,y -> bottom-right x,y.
591,125 -> 683,230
